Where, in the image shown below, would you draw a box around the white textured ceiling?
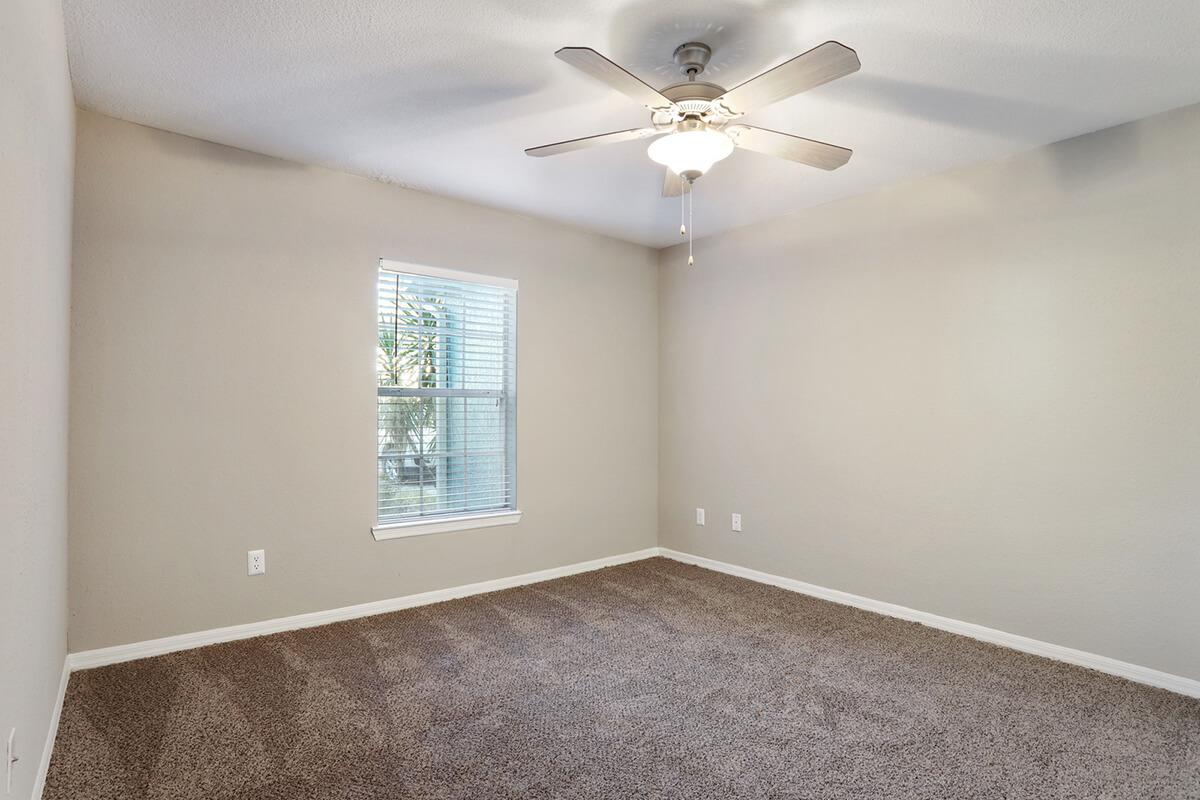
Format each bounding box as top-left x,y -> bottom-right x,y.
64,0 -> 1200,247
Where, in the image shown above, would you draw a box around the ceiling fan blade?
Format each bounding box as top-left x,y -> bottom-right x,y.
556,47 -> 676,113
726,125 -> 852,170
662,169 -> 682,197
525,127 -> 662,157
714,41 -> 860,117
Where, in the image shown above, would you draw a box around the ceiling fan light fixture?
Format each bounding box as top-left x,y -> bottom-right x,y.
647,128 -> 734,177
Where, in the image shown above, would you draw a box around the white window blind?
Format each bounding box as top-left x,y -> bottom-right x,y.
376,262 -> 517,526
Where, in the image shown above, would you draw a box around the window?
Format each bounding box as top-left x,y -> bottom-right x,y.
373,261 -> 518,539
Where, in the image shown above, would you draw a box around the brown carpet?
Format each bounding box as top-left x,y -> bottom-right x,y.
45,557 -> 1199,799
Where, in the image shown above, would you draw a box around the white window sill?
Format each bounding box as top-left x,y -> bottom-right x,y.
372,510 -> 523,541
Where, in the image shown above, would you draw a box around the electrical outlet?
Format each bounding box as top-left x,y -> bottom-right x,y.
695,507 -> 705,526
247,549 -> 266,576
731,513 -> 742,532
6,727 -> 16,795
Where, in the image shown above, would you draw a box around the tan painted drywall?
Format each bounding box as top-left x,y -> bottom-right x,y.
659,103 -> 1200,680
69,98 -> 1200,683
0,0 -> 74,793
69,110 -> 658,651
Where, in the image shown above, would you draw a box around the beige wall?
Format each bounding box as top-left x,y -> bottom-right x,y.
69,110 -> 658,651
0,0 -> 74,795
659,103 -> 1200,680
69,99 -> 1200,682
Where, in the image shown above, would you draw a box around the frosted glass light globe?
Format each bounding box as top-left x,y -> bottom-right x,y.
647,128 -> 734,176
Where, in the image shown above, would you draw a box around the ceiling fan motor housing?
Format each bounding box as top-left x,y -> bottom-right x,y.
653,80 -> 726,128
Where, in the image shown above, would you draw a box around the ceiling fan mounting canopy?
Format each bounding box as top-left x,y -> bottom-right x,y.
673,41 -> 712,77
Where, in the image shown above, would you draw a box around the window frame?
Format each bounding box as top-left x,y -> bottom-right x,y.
371,259 -> 520,541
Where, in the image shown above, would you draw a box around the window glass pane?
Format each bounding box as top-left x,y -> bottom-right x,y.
377,395 -> 439,519
376,264 -> 515,525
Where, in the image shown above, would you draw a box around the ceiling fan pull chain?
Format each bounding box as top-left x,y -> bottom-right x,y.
680,178 -> 686,236
688,181 -> 695,267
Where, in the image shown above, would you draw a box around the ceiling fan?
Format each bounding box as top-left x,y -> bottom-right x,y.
525,40 -> 860,262
526,40 -> 860,190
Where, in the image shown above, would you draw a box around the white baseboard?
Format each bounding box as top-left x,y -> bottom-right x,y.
64,543 -> 1200,700
31,657 -> 70,800
657,547 -> 1200,699
67,547 -> 661,671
